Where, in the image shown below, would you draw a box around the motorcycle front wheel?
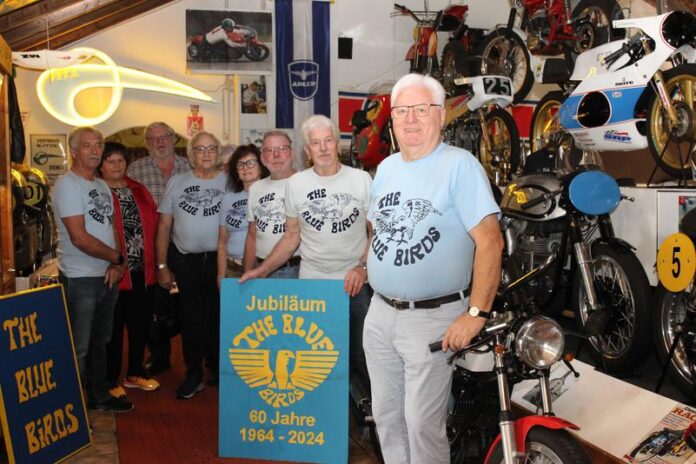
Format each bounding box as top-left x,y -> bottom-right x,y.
477,108 -> 521,186
573,243 -> 652,373
440,41 -> 469,96
485,428 -> 590,463
245,44 -> 270,62
480,28 -> 533,104
529,91 -> 582,168
654,285 -> 696,396
571,0 -> 625,55
646,63 -> 696,180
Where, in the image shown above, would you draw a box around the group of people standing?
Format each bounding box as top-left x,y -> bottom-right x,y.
52,73 -> 503,464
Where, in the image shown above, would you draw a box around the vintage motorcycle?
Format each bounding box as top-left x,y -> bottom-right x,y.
529,11 -> 696,179
187,25 -> 270,62
654,208 -> 696,398
629,426 -> 694,462
350,75 -> 520,185
478,0 -> 624,103
431,263 -> 589,463
499,159 -> 652,373
392,2 -> 444,75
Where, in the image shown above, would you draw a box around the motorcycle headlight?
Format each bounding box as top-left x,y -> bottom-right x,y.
514,316 -> 565,369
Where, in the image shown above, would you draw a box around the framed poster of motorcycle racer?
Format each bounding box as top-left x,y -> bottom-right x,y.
186,10 -> 273,74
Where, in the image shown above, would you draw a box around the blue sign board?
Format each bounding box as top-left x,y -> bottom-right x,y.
219,279 -> 348,463
0,285 -> 91,463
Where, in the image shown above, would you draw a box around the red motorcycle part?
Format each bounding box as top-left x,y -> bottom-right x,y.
226,31 -> 246,44
190,34 -> 204,45
483,416 -> 580,462
406,26 -> 436,60
354,94 -> 392,169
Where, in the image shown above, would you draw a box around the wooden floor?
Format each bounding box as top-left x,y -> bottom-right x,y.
65,335 -> 380,464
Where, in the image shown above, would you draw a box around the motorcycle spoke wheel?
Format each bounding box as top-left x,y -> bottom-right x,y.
572,0 -> 625,55
477,108 -> 520,185
654,286 -> 696,396
647,64 -> 696,179
485,428 -> 589,464
441,45 -> 458,96
480,29 -> 532,104
574,244 -> 651,373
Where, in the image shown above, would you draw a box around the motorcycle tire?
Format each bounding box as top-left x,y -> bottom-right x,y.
573,243 -> 652,373
654,285 -> 696,397
529,91 -> 582,169
440,41 -> 469,96
479,28 -> 533,104
485,427 -> 590,463
245,44 -> 270,62
476,107 -> 521,186
571,0 -> 625,55
646,63 -> 696,180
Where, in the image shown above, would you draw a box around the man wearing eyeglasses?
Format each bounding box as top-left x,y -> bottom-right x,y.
240,115 -> 373,399
243,130 -> 300,278
363,74 -> 503,464
127,122 -> 191,377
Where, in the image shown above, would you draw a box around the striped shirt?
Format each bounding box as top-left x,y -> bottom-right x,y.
126,154 -> 191,205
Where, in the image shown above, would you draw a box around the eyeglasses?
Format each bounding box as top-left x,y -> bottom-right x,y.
193,145 -> 218,154
237,159 -> 259,169
391,103 -> 443,120
146,134 -> 173,142
261,145 -> 291,155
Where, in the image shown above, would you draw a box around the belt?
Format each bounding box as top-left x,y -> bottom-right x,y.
378,288 -> 470,310
257,255 -> 301,269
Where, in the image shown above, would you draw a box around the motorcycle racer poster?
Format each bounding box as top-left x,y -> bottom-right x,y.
624,405 -> 696,463
186,10 -> 272,74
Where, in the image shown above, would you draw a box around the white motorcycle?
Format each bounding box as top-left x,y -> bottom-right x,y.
529,11 -> 696,178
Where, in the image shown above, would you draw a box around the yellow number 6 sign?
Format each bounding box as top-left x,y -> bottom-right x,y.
657,233 -> 696,292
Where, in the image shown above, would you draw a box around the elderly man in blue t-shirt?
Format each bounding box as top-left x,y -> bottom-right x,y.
364,74 -> 504,463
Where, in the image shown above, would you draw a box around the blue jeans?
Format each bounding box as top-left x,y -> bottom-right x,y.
268,263 -> 299,279
59,275 -> 119,404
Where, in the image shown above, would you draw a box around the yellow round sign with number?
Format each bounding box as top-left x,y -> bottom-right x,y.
657,233 -> 696,292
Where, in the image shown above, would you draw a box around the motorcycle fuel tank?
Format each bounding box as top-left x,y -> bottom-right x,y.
501,173 -> 566,220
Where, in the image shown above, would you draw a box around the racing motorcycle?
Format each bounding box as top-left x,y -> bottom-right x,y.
529,11 -> 696,179
478,0 -> 624,103
431,263 -> 589,464
499,159 -> 652,373
392,2 -> 443,75
350,75 -> 520,186
629,427 -> 694,462
187,25 -> 270,62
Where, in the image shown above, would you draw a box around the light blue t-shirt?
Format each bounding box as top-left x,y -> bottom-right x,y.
159,171 -> 226,254
52,171 -> 116,278
367,143 -> 500,300
219,190 -> 249,259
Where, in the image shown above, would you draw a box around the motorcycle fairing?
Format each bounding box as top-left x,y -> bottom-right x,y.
483,416 -> 580,461
560,86 -> 648,150
568,170 -> 621,216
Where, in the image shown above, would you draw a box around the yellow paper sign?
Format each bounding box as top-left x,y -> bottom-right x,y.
657,233 -> 696,292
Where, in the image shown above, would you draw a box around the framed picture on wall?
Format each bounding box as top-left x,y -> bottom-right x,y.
241,76 -> 267,114
186,10 -> 273,74
29,134 -> 68,185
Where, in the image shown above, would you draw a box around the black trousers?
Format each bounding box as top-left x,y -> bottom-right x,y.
171,248 -> 219,380
106,271 -> 154,382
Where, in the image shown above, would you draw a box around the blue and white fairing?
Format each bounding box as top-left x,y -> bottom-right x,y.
559,12 -> 696,151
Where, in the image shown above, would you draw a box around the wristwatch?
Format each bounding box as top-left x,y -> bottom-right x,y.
467,306 -> 490,319
115,254 -> 125,266
157,263 -> 168,270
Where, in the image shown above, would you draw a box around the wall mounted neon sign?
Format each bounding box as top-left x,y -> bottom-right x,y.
12,48 -> 215,126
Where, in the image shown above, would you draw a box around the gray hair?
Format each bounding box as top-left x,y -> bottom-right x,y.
300,115 -> 339,147
261,129 -> 292,147
391,74 -> 446,107
186,131 -> 221,165
68,126 -> 104,153
144,121 -> 175,140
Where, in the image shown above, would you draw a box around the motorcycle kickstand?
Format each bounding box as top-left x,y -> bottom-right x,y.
655,330 -> 682,394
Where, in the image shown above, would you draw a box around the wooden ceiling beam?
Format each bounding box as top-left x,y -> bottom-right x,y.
2,0 -> 172,51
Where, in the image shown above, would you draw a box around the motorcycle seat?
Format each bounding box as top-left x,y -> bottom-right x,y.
540,58 -> 571,84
